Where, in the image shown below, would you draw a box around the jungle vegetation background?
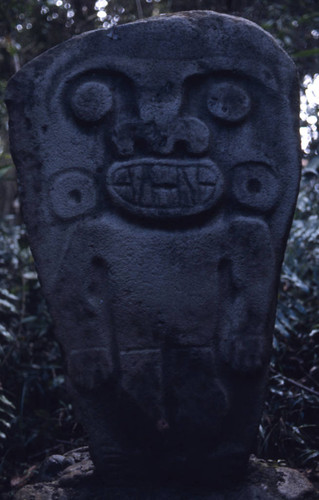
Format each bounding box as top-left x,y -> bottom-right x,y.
0,0 -> 318,493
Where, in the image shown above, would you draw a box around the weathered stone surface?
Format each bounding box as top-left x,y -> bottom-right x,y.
9,450 -> 318,500
276,467 -> 318,500
6,11 -> 301,484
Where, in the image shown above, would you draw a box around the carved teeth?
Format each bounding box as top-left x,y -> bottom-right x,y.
107,159 -> 223,218
151,165 -> 178,187
130,165 -> 144,204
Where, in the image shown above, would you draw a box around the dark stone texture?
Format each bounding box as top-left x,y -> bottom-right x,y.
6,11 -> 301,486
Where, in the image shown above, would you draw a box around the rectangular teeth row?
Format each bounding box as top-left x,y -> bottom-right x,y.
111,165 -> 217,208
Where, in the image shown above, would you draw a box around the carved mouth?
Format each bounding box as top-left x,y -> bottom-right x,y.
106,159 -> 223,219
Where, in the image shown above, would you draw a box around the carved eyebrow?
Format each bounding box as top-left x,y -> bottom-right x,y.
233,70 -> 278,92
70,57 -> 278,92
66,68 -> 132,85
197,58 -> 279,92
203,70 -> 278,93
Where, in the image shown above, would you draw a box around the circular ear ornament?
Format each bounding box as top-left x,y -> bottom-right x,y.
71,81 -> 113,122
231,162 -> 280,212
207,82 -> 251,123
49,170 -> 97,219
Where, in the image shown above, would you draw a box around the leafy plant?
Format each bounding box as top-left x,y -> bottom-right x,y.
258,162 -> 319,469
0,218 -> 84,492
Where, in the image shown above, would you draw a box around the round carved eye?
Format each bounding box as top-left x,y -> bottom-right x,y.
207,83 -> 250,123
231,163 -> 280,212
49,170 -> 96,219
71,81 -> 113,122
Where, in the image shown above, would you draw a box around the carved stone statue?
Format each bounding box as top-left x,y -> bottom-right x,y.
6,11 -> 300,485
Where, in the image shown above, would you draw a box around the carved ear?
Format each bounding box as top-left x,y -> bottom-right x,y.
231,163 -> 280,213
49,170 -> 97,220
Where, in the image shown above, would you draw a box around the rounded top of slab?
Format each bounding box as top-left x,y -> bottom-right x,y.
6,10 -> 297,101
5,9 -> 301,292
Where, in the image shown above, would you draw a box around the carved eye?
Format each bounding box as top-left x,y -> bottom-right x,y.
71,81 -> 113,122
231,163 -> 280,212
49,170 -> 96,219
207,83 -> 250,123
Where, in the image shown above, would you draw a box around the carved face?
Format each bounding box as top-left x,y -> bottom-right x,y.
9,14 -> 298,237
6,10 -> 301,382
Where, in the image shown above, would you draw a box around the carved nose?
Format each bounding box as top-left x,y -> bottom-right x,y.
139,91 -> 209,155
112,85 -> 210,156
139,94 -> 180,126
153,116 -> 210,154
113,116 -> 210,156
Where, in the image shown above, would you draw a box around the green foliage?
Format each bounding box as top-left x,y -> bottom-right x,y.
0,1 -> 318,80
259,164 -> 319,468
0,393 -> 15,442
0,219 -> 84,490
